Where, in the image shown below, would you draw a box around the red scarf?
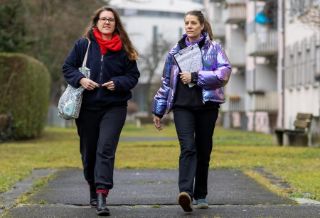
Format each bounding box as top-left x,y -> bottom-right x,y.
93,28 -> 122,55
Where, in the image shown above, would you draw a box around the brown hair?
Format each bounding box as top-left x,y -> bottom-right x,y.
185,10 -> 214,40
84,6 -> 139,60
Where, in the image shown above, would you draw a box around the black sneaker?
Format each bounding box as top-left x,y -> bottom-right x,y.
178,192 -> 193,212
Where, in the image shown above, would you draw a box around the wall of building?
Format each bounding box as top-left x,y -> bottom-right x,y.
284,0 -> 320,129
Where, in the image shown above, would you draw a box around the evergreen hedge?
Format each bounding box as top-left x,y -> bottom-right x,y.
0,53 -> 51,139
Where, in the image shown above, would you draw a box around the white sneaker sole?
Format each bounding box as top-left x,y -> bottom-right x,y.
196,203 -> 209,209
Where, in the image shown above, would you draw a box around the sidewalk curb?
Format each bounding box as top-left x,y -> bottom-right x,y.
0,169 -> 56,215
294,198 -> 320,205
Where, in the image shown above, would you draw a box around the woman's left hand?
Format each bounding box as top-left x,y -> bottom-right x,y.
153,115 -> 163,131
179,72 -> 192,84
102,81 -> 115,91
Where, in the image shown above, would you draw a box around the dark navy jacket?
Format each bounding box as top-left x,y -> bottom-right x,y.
62,33 -> 140,109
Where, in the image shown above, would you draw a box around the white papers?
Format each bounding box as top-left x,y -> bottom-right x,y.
174,43 -> 202,88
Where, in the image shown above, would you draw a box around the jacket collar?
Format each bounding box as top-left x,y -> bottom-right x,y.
177,33 -> 207,50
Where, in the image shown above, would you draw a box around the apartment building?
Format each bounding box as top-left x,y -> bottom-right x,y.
283,0 -> 320,134
205,0 -> 277,133
246,0 -> 278,133
206,0 -> 320,137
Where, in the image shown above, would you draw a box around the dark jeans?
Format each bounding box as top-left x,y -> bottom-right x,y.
173,107 -> 218,200
75,106 -> 127,190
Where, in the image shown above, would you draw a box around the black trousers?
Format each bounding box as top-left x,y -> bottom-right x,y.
173,107 -> 218,200
75,106 -> 127,190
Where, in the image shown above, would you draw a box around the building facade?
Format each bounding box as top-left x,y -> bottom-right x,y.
205,0 -> 278,133
283,0 -> 320,138
205,0 -> 319,137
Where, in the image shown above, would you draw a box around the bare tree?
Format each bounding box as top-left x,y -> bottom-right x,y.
299,7 -> 320,28
294,0 -> 320,29
138,36 -> 172,115
20,0 -> 105,103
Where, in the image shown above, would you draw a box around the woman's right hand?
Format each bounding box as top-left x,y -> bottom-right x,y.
79,78 -> 99,90
153,115 -> 163,131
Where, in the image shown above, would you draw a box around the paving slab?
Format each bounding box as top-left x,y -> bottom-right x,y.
5,204 -> 320,218
4,168 -> 320,218
0,169 -> 56,214
29,168 -> 292,206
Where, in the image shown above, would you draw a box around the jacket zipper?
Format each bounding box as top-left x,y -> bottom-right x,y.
100,55 -> 104,85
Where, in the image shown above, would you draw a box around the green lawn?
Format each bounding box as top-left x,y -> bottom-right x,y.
0,123 -> 320,201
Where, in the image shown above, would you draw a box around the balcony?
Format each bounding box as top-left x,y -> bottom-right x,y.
246,64 -> 277,94
223,95 -> 245,112
224,3 -> 246,24
254,92 -> 278,112
213,22 -> 225,39
211,3 -> 226,39
227,49 -> 246,67
226,0 -> 246,3
247,29 -> 278,56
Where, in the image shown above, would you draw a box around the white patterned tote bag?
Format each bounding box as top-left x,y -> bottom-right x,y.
58,39 -> 91,120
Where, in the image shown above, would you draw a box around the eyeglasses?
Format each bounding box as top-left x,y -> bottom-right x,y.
99,17 -> 115,23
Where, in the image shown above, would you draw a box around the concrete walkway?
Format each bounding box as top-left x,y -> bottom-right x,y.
3,168 -> 320,217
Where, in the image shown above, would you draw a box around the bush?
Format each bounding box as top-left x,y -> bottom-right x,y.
0,53 -> 51,139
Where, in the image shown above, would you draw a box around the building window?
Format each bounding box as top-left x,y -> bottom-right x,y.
297,51 -> 302,86
305,48 -> 312,84
315,45 -> 320,77
288,53 -> 294,87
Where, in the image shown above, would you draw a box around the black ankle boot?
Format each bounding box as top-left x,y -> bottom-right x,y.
89,185 -> 97,207
96,193 -> 110,216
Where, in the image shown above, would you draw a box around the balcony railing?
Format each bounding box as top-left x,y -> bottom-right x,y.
247,29 -> 278,56
226,0 -> 246,3
224,4 -> 246,24
212,22 -> 225,39
211,0 -> 246,3
254,92 -> 278,112
226,49 -> 246,67
223,96 -> 245,112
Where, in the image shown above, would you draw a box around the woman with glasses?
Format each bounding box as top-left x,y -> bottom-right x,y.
62,6 -> 140,216
152,10 -> 231,213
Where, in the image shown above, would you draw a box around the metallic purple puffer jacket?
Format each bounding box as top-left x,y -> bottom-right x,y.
152,34 -> 232,117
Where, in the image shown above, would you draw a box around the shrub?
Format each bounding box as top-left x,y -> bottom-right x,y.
0,53 -> 51,139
